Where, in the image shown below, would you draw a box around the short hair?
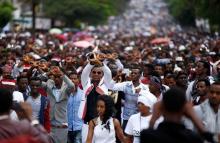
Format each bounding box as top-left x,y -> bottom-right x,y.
162,87 -> 186,113
176,71 -> 187,79
199,61 -> 210,76
164,72 -> 175,79
196,78 -> 211,87
129,63 -> 141,72
29,76 -> 42,83
142,63 -> 154,72
0,88 -> 13,114
17,75 -> 28,83
68,70 -> 78,77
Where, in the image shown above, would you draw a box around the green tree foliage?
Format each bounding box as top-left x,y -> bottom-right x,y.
195,0 -> 220,30
43,0 -> 128,27
166,0 -> 220,30
166,0 -> 196,26
0,1 -> 14,28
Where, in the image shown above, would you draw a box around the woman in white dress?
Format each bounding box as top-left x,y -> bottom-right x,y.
86,95 -> 127,143
125,94 -> 161,143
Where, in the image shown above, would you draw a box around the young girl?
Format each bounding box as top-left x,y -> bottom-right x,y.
86,95 -> 127,143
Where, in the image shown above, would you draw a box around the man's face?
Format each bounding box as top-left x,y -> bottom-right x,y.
2,70 -> 11,79
176,74 -> 188,86
91,67 -> 103,81
165,64 -> 173,72
208,84 -> 220,106
54,75 -> 63,86
70,74 -> 79,85
6,60 -> 14,67
18,78 -> 28,92
130,69 -> 141,81
166,78 -> 176,87
196,81 -> 208,97
187,62 -> 194,70
195,62 -> 205,75
154,66 -> 163,76
30,80 -> 41,94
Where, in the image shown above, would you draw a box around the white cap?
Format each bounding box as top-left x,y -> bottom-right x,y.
179,45 -> 186,51
137,93 -> 157,109
124,46 -> 133,51
13,91 -> 24,102
175,56 -> 183,62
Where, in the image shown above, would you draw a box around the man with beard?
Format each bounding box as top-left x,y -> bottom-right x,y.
192,81 -> 220,142
193,78 -> 210,105
186,60 -> 214,101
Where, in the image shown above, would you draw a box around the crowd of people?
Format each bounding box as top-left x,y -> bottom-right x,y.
0,24 -> 219,143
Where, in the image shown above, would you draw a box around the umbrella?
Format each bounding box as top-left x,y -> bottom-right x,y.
49,28 -> 62,34
55,34 -> 67,42
150,37 -> 170,45
73,41 -> 93,48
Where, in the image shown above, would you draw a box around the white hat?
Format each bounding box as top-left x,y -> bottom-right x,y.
137,93 -> 157,109
124,46 -> 133,51
179,45 -> 186,51
175,56 -> 183,62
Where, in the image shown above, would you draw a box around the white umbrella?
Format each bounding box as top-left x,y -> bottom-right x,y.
49,28 -> 62,34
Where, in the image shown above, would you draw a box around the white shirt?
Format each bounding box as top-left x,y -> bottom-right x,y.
26,95 -> 41,120
93,117 -> 116,143
52,88 -> 61,102
125,113 -> 151,143
194,100 -> 220,134
125,113 -> 162,143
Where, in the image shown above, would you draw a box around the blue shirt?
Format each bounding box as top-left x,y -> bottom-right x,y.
67,87 -> 83,131
123,87 -> 139,120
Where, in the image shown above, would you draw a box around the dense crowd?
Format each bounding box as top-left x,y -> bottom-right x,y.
0,26 -> 219,143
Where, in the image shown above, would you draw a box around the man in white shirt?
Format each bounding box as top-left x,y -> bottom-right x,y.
78,59 -> 112,143
191,81 -> 220,142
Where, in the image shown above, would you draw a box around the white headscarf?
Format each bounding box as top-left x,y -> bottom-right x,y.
137,93 -> 157,110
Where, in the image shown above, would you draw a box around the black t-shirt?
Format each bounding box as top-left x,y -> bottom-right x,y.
84,87 -> 101,123
141,121 -> 203,143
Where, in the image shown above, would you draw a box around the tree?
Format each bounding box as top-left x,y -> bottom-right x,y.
0,1 -> 14,29
166,0 -> 196,26
43,0 -> 128,27
166,0 -> 220,31
195,0 -> 220,30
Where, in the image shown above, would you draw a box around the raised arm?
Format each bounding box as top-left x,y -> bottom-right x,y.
115,59 -> 124,70
102,63 -> 113,86
63,75 -> 75,89
81,63 -> 94,87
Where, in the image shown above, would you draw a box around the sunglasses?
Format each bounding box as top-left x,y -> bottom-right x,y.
92,71 -> 102,75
